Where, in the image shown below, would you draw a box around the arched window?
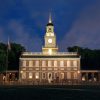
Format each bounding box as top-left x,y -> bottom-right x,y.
54,72 -> 58,79
22,72 -> 26,79
29,72 -> 33,79
35,72 -> 39,79
42,73 -> 46,79
61,73 -> 64,79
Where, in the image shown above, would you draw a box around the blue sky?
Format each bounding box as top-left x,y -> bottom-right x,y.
0,0 -> 100,51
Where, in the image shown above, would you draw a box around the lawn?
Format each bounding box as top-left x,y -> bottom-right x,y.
0,85 -> 100,100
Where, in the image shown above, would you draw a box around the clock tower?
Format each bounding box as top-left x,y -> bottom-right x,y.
42,14 -> 58,55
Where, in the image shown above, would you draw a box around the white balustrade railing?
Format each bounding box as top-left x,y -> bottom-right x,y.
22,52 -> 78,56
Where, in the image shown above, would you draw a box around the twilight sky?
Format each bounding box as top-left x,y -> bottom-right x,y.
0,0 -> 100,51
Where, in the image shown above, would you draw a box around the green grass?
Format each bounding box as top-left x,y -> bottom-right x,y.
0,85 -> 100,100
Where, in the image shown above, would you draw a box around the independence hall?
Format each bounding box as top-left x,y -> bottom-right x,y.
19,15 -> 100,84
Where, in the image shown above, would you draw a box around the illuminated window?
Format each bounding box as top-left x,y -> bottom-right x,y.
42,73 -> 46,79
48,61 -> 52,67
73,61 -> 77,67
22,72 -> 26,79
29,61 -> 33,67
60,61 -> 64,67
29,72 -> 33,79
35,72 -> 39,79
67,72 -> 71,79
35,61 -> 39,67
42,61 -> 46,67
82,76 -> 86,81
67,61 -> 70,67
23,61 -> 26,67
54,61 -> 57,67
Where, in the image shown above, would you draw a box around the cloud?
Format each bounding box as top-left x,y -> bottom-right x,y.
59,0 -> 100,51
7,20 -> 42,51
0,26 -> 10,43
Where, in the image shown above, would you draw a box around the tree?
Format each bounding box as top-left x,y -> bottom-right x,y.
8,43 -> 25,70
0,42 -> 25,72
67,46 -> 100,70
0,43 -> 7,72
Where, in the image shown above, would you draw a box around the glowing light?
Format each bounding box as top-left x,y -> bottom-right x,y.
78,71 -> 80,74
20,71 -> 23,73
35,73 -> 39,79
29,72 -> 33,79
29,75 -> 32,79
82,77 -> 85,81
48,49 -> 52,55
36,75 -> 39,79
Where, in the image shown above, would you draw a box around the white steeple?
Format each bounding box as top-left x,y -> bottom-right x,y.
42,14 -> 58,54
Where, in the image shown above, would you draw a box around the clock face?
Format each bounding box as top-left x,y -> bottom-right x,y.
48,39 -> 52,43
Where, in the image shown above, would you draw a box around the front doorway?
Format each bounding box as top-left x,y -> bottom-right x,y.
48,73 -> 52,83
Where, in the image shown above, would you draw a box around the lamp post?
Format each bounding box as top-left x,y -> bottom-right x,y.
6,47 -> 8,82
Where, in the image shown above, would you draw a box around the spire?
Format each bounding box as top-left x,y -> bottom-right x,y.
49,13 -> 52,23
7,36 -> 11,50
47,13 -> 53,26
